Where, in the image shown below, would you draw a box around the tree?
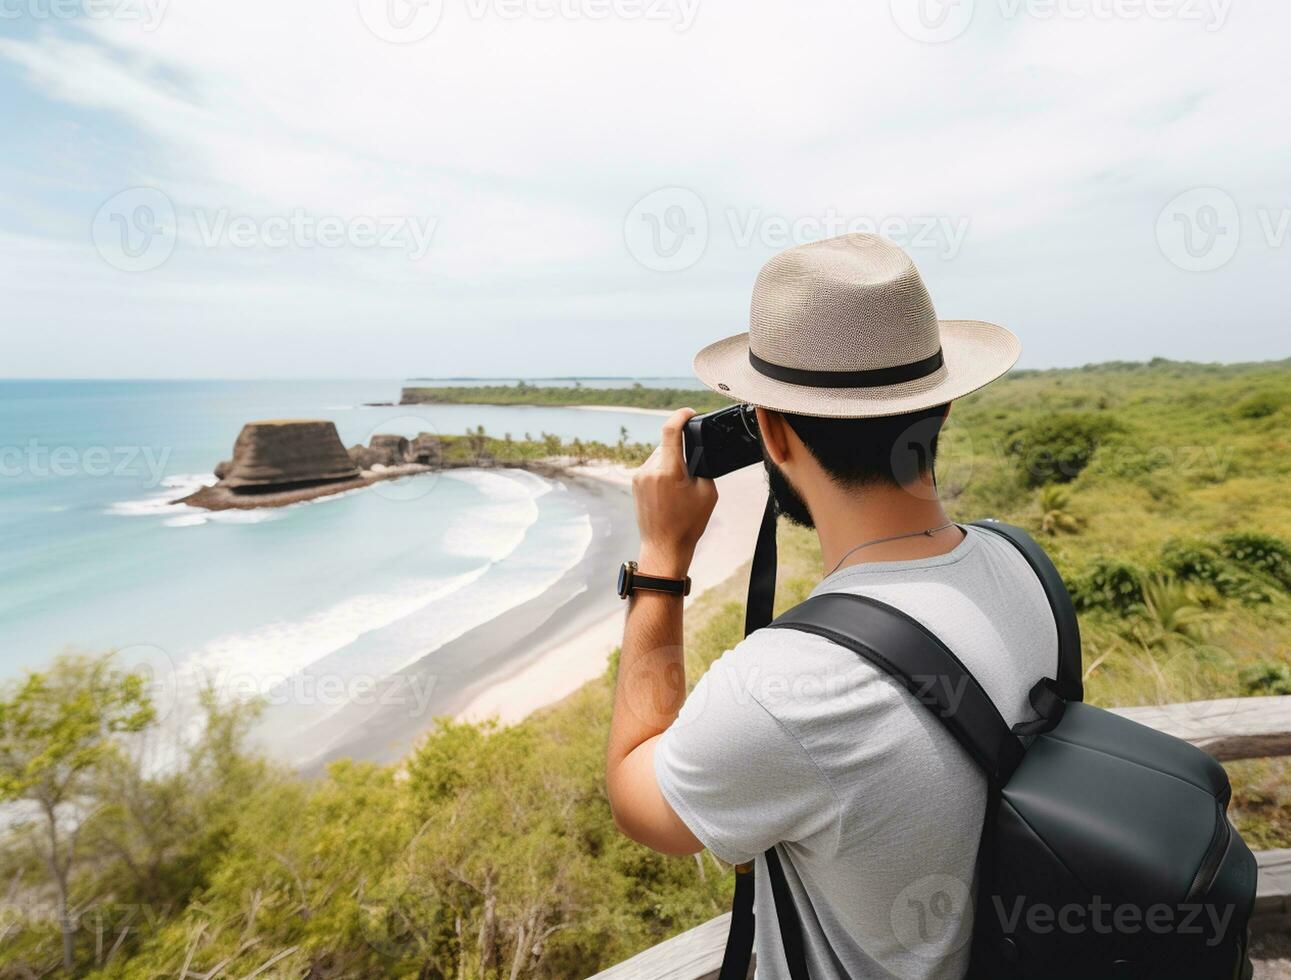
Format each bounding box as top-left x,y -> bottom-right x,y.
0,654 -> 154,972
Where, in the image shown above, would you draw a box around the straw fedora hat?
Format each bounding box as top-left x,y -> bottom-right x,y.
693,233 -> 1020,418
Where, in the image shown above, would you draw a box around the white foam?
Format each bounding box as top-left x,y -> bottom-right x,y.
439,469 -> 552,562
161,508 -> 280,528
108,473 -> 216,519
177,566 -> 491,704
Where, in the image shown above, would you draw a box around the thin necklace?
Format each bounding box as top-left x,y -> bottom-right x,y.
826,522 -> 958,577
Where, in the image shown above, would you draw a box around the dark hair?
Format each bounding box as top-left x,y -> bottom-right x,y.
780,404 -> 949,488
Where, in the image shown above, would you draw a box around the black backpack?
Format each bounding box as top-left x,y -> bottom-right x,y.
719,514 -> 1257,980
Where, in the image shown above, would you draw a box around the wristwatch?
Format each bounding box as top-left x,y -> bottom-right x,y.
617,561 -> 691,599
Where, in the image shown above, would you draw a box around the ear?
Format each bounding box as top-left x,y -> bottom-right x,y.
755,407 -> 791,466
943,402 -> 953,420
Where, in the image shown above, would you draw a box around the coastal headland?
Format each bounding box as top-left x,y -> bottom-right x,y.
176,418 -> 567,511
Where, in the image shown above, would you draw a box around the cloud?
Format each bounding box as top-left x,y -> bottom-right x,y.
0,0 -> 1287,376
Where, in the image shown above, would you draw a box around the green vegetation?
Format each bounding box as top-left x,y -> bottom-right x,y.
3,357 -> 1291,977
401,381 -> 732,413
436,425 -> 656,467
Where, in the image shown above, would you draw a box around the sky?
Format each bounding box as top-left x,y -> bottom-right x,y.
0,0 -> 1287,378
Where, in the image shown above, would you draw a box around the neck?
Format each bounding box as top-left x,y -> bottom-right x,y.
811,474 -> 960,574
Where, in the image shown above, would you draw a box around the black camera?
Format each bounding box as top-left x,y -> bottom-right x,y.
682,404 -> 763,479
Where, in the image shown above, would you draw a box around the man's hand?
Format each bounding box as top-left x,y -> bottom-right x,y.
631,408 -> 718,577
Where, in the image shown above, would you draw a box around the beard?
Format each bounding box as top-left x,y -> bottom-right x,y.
763,455 -> 815,529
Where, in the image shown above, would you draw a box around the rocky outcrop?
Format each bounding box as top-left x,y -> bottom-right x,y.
347,433 -> 438,470
367,434 -> 411,467
347,444 -> 380,470
218,420 -> 360,491
409,432 -> 442,465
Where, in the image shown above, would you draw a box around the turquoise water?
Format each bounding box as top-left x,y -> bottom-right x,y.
0,380 -> 670,729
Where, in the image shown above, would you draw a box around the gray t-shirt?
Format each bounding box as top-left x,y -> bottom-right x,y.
655,525 -> 1059,980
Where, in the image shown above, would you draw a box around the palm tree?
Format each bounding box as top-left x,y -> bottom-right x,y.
1133,574 -> 1209,650
1039,485 -> 1082,536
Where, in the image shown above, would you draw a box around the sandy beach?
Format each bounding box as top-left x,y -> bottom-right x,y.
455,461 -> 767,726
292,461 -> 767,770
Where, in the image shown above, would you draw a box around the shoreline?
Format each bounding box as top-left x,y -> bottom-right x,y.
177,459 -> 568,511
569,404 -> 673,416
453,461 -> 765,727
291,461 -> 767,770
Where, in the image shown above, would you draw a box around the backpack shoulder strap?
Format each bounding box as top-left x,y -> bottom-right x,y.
768,592 -> 1025,785
718,584 -> 1028,980
970,519 -> 1084,703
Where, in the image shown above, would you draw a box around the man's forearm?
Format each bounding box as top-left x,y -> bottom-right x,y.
604,409 -> 715,853
606,548 -> 689,774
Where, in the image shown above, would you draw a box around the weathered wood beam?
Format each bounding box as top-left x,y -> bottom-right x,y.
1109,696 -> 1291,761
588,912 -> 745,980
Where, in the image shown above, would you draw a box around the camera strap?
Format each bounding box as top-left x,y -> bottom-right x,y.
718,490 -> 801,980
743,492 -> 779,637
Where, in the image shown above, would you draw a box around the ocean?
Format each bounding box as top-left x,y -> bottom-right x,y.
0,379 -> 696,756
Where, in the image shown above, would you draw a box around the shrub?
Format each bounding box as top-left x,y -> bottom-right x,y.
1235,392 -> 1282,420
1220,532 -> 1291,591
1160,537 -> 1282,605
1039,485 -> 1083,536
1133,574 -> 1210,648
1006,413 -> 1122,487
1068,559 -> 1145,613
1240,661 -> 1291,696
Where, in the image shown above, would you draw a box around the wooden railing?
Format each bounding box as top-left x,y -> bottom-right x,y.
590,696 -> 1291,980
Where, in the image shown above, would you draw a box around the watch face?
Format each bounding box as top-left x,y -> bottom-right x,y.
617,562 -> 630,598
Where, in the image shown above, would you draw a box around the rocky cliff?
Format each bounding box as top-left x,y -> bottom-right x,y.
219,420 -> 360,490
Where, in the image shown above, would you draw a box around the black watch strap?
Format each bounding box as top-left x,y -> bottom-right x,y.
633,571 -> 691,596
618,561 -> 691,598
